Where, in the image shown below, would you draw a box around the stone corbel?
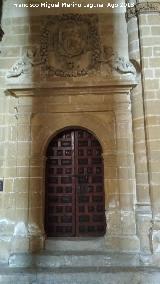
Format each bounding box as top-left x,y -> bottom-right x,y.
6,47 -> 41,78
99,46 -> 138,78
126,2 -> 160,21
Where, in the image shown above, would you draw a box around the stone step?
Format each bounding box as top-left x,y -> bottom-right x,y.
9,251 -> 140,268
0,266 -> 160,284
45,237 -> 106,251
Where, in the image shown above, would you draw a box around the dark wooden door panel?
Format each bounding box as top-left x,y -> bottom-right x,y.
45,130 -> 76,237
75,130 -> 106,236
45,128 -> 106,237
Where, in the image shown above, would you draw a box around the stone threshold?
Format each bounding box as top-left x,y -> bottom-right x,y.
8,238 -> 160,268
8,251 -> 159,268
45,237 -> 106,252
0,266 -> 160,284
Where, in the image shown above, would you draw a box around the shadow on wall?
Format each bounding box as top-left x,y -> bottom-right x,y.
19,4 -> 115,251
3,1 -> 137,255
29,7 -> 116,252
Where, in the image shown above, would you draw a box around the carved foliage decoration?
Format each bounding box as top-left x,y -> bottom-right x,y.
7,47 -> 41,78
40,14 -> 101,77
126,2 -> 160,21
100,46 -> 137,76
6,15 -> 138,80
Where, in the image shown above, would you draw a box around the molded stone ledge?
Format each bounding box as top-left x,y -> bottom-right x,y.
136,203 -> 152,214
5,80 -> 138,98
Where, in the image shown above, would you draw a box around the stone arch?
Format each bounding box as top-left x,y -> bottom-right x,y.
44,125 -> 103,157
31,112 -> 116,158
30,112 -> 116,239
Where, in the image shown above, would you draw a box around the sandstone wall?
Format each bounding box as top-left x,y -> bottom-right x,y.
1,0 -> 159,264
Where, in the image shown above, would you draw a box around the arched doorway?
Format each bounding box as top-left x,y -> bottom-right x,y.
45,128 -> 106,237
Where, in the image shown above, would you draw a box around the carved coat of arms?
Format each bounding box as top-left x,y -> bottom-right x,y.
58,21 -> 85,57
6,14 -> 138,81
41,14 -> 101,77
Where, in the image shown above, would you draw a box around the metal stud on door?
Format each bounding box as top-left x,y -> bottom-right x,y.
45,129 -> 106,237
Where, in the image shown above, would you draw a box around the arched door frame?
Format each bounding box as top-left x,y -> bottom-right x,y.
44,127 -> 106,237
43,126 -> 105,159
31,112 -> 116,243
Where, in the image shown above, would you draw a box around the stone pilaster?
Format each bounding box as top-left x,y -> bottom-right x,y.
127,0 -> 160,254
126,2 -> 152,253
105,91 -> 140,252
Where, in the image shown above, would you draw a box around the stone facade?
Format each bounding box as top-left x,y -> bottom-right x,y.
0,0 -> 159,272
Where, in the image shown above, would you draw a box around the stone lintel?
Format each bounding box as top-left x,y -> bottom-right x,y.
5,83 -> 137,98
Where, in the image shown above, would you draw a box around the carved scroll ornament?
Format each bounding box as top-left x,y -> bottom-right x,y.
7,47 -> 41,78
126,2 -> 160,21
7,46 -> 137,79
99,46 -> 137,76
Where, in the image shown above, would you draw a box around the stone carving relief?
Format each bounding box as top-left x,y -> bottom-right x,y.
40,14 -> 101,77
7,47 -> 41,78
126,2 -> 160,21
99,46 -> 137,76
6,14 -> 137,81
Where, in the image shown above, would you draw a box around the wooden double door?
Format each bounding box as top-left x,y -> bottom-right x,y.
45,128 -> 106,237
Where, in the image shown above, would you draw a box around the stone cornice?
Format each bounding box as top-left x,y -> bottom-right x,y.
126,2 -> 160,21
5,83 -> 136,97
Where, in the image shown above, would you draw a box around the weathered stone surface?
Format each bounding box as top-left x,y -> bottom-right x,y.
0,0 -> 159,270
0,267 -> 160,284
